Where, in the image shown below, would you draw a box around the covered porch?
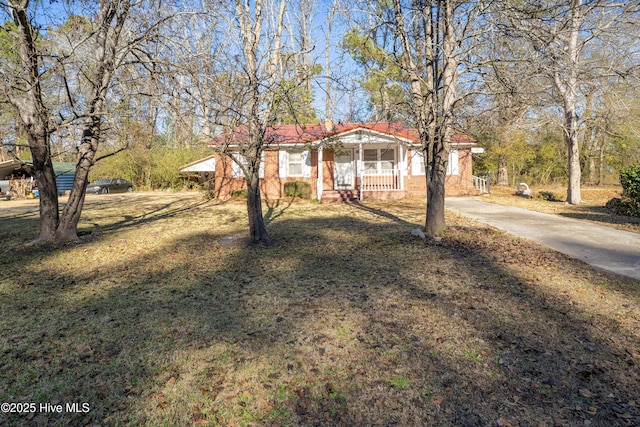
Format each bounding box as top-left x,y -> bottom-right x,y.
317,138 -> 411,201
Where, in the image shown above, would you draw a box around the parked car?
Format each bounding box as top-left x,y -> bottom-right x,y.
86,178 -> 134,194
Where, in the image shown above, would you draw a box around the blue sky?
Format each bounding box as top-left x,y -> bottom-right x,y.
4,0 -> 368,124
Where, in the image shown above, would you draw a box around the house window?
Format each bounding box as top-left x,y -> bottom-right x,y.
363,149 -> 378,171
411,149 -> 459,176
231,152 -> 264,178
412,150 -> 426,176
362,148 -> 396,173
279,149 -> 311,178
287,150 -> 304,176
380,149 -> 395,170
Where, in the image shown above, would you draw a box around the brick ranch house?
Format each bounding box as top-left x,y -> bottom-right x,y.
181,121 -> 483,201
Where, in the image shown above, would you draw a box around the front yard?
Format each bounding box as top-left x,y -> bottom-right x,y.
1,192 -> 639,426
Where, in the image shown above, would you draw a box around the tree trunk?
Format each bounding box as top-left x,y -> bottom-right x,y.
55,2 -> 128,243
30,134 -> 59,241
497,154 -> 508,186
587,153 -> 597,185
6,0 -> 132,245
425,148 -> 447,236
393,0 -> 445,236
235,0 -> 273,244
324,3 -> 336,120
55,119 -> 101,242
246,170 -> 271,245
7,1 -> 59,242
598,134 -> 606,185
565,104 -> 582,204
425,0 -> 457,237
559,0 -> 582,204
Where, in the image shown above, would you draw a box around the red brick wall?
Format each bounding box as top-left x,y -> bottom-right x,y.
322,150 -> 335,191
213,154 -> 245,199
404,148 -> 477,197
447,149 -> 476,196
214,146 -> 477,200
214,150 -> 318,200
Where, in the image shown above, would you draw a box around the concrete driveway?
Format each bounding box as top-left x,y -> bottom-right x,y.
446,197 -> 640,282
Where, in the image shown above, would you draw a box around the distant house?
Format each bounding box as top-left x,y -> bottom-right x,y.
188,121 -> 481,201
0,159 -> 23,179
0,159 -> 76,197
53,162 -> 76,195
179,155 -> 216,188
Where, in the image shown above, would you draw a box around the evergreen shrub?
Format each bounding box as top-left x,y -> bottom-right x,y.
283,181 -> 312,199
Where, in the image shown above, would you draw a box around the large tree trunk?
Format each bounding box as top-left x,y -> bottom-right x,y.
243,132 -> 271,244
8,1 -> 59,242
558,0 -> 582,205
393,0 -> 446,237
425,144 -> 448,236
55,121 -> 101,241
7,0 -> 131,245
246,170 -> 271,244
54,1 -> 127,243
564,102 -> 582,204
425,0 -> 457,237
29,133 -> 59,241
235,0 -> 273,244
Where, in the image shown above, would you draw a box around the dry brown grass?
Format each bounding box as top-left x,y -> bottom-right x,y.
0,192 -> 639,426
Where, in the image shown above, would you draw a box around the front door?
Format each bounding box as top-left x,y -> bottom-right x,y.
334,150 -> 354,189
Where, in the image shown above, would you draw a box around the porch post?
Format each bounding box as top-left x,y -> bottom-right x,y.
398,145 -> 405,190
317,146 -> 323,201
358,142 -> 363,201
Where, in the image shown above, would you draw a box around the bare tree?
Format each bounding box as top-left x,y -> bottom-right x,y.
324,1 -> 337,120
233,0 -> 277,244
0,0 -> 171,244
171,0 -> 320,244
347,0 -> 482,236
2,0 -> 59,240
497,0 -> 640,204
467,68 -> 533,186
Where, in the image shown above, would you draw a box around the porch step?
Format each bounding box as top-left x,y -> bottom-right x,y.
322,190 -> 359,202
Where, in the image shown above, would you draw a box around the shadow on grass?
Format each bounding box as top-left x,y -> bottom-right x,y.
558,206 -> 640,229
0,195 -> 213,261
348,200 -> 420,227
93,198 -> 213,233
263,196 -> 298,225
1,200 -> 639,426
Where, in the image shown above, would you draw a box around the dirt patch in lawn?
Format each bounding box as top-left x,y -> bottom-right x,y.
1,193 -> 638,426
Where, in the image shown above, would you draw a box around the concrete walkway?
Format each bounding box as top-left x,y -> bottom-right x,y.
445,197 -> 640,282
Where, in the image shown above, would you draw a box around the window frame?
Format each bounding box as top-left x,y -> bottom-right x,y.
231,152 -> 264,179
287,150 -> 304,177
411,149 -> 459,176
362,147 -> 396,173
279,149 -> 311,178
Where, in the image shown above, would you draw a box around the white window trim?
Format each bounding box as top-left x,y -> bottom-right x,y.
288,150 -> 304,177
279,149 -> 311,178
411,149 -> 426,176
231,152 -> 264,178
411,149 -> 459,176
447,150 -> 459,176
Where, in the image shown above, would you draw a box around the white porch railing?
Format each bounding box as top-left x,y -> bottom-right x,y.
473,176 -> 490,194
361,169 -> 401,191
